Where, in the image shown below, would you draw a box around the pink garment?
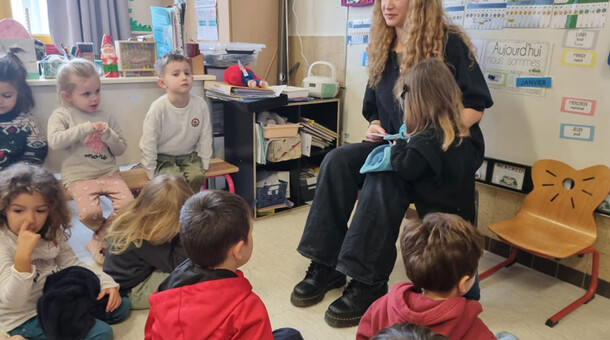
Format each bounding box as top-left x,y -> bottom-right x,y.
67,172 -> 134,232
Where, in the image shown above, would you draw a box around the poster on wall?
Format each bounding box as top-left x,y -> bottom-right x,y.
129,0 -> 163,34
491,162 -> 527,190
444,0 -> 466,26
196,0 -> 218,41
551,0 -> 609,29
341,0 -> 374,6
347,19 -> 371,45
464,0 -> 508,30
478,39 -> 552,96
505,0 -> 554,28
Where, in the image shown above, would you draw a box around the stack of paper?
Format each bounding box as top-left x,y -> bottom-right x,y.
204,81 -> 279,102
299,117 -> 337,149
269,85 -> 309,101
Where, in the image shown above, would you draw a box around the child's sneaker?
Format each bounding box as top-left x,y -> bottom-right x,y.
86,238 -> 106,265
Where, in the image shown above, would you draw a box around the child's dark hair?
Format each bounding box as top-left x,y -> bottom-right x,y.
400,212 -> 484,293
180,190 -> 251,268
371,322 -> 449,340
154,51 -> 190,76
0,163 -> 72,242
0,47 -> 35,113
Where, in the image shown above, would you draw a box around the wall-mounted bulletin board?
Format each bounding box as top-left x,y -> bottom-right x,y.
128,0 -> 163,34
343,1 -> 610,212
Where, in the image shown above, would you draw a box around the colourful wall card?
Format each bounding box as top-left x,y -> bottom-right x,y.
551,0 -> 609,28
491,162 -> 526,190
560,97 -> 597,115
559,123 -> 595,141
347,19 -> 371,45
505,0 -> 554,28
516,77 -> 552,87
563,29 -> 598,49
478,39 -> 551,96
464,1 -> 508,29
561,49 -> 597,66
444,0 -> 466,26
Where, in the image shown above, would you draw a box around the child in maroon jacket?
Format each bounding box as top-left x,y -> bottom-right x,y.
357,213 -> 518,340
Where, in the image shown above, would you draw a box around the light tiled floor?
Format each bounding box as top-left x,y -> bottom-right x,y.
67,202 -> 610,340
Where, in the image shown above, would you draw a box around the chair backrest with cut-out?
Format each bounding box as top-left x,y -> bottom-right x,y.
519,159 -> 610,237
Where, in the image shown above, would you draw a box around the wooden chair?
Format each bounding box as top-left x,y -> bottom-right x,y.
479,159 -> 610,327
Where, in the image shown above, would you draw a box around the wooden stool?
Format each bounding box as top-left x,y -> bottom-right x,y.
202,158 -> 240,193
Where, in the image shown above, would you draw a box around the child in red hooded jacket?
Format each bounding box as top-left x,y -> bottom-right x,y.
357,213 -> 518,340
145,190 -> 302,340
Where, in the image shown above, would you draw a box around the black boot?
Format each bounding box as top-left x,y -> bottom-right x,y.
291,261 -> 346,307
324,279 -> 388,328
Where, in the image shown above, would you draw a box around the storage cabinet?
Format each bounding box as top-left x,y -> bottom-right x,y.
220,97 -> 341,217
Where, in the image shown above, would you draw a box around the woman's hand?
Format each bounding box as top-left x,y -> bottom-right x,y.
365,121 -> 387,142
98,287 -> 122,312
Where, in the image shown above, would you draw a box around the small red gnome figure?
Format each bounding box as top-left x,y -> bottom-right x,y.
100,34 -> 119,78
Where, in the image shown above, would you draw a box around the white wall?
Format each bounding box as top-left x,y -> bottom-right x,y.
288,0 -> 347,36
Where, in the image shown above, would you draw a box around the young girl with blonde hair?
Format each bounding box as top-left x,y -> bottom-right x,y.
0,164 -> 129,340
103,174 -> 193,309
293,0 -> 493,328
47,58 -> 134,265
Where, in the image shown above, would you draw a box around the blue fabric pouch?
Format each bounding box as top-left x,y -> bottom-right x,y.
359,123 -> 408,174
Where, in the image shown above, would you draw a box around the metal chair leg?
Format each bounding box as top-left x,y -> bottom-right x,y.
545,247 -> 599,327
480,247 -> 518,280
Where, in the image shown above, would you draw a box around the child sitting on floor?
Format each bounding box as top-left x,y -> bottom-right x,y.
356,213 -> 518,340
0,164 -> 129,340
145,190 -> 302,340
139,51 -> 212,193
103,174 -> 193,309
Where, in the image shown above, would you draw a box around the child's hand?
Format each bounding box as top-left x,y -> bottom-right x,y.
98,287 -> 122,312
16,221 -> 41,258
92,122 -> 107,133
14,221 -> 41,273
365,123 -> 387,142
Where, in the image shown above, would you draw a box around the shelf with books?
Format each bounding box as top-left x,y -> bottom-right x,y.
221,97 -> 340,218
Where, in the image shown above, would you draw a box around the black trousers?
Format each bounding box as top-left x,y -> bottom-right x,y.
297,142 -> 413,284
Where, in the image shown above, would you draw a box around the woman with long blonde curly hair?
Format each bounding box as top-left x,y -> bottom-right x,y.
292,0 -> 493,328
103,174 -> 193,309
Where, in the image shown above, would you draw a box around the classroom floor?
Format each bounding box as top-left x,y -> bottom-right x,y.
66,200 -> 610,340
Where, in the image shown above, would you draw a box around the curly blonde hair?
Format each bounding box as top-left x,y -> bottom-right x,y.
108,174 -> 193,254
0,163 -> 72,243
403,59 -> 469,150
367,0 -> 475,89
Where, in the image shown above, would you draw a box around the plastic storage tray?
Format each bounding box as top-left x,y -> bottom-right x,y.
199,42 -> 265,68
256,180 -> 288,208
